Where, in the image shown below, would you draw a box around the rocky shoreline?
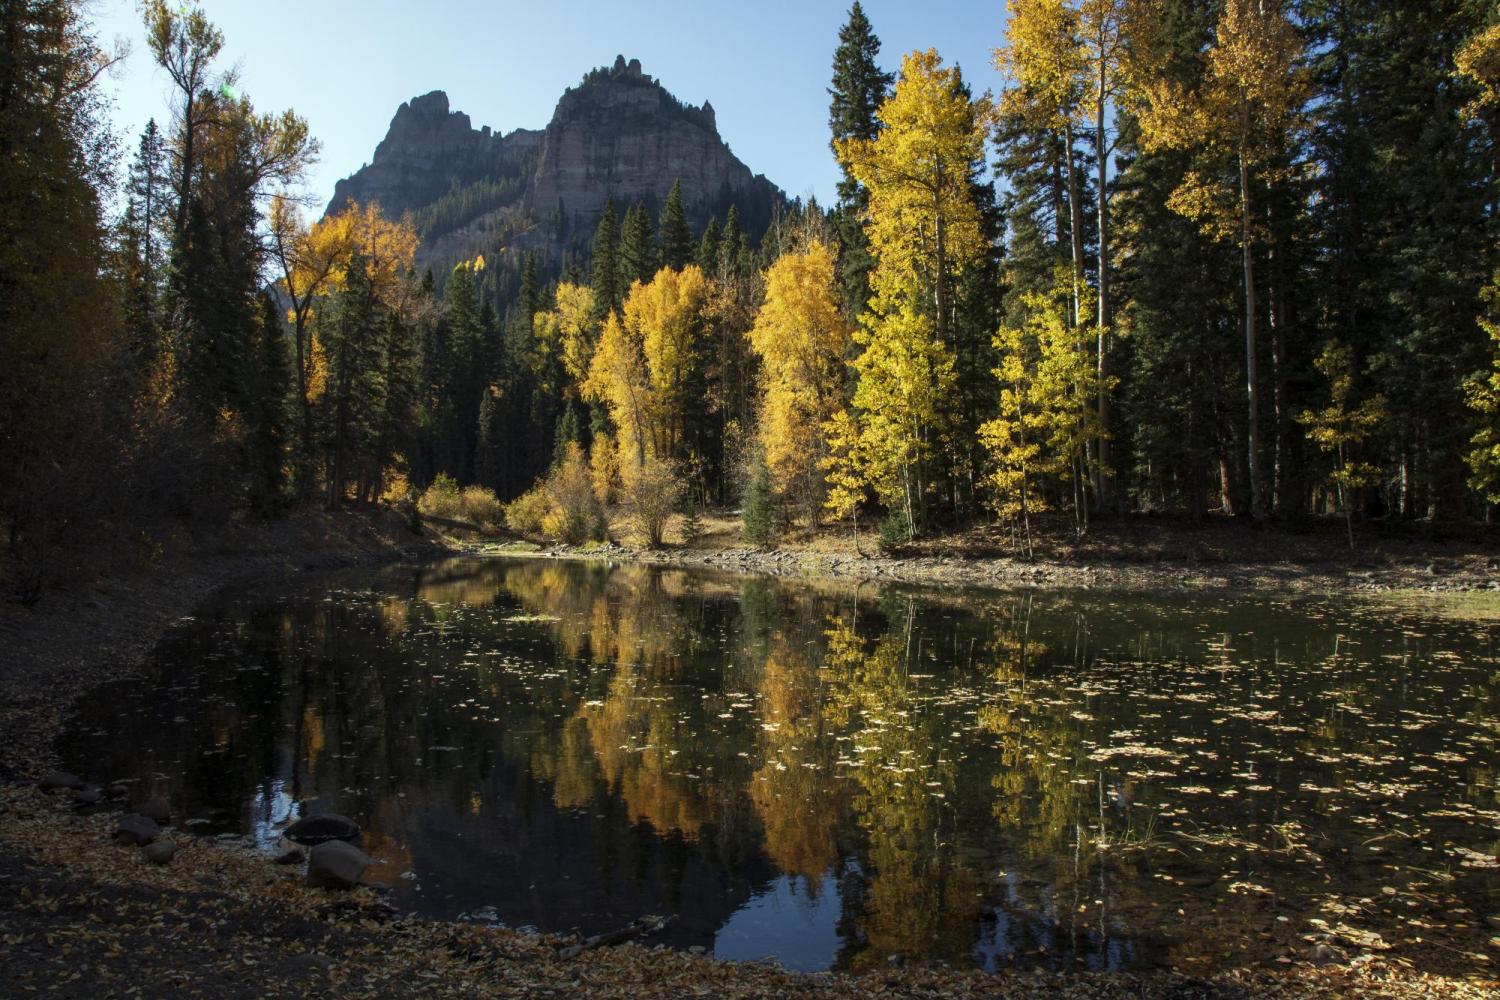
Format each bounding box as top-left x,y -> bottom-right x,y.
469,535 -> 1500,604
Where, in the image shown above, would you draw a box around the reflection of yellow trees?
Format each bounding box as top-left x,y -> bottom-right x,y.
578,663 -> 711,837
528,716 -> 599,813
977,601 -> 1090,860
823,611 -> 982,965
750,639 -> 847,882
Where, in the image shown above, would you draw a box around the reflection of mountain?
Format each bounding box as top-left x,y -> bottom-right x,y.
58,558 -> 1500,975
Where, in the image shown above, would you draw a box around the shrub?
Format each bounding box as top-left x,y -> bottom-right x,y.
459,485 -> 503,528
416,473 -> 462,519
741,450 -> 776,547
542,442 -> 605,544
877,507 -> 911,553
417,475 -> 503,530
680,491 -> 703,547
505,485 -> 551,537
623,454 -> 683,548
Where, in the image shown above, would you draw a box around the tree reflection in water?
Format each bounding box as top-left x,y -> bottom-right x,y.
62,557 -> 1500,974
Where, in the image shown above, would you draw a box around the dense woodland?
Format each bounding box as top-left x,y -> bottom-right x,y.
3,0 -> 1500,598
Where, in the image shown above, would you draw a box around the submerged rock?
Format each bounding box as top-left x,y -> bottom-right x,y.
306,840 -> 369,890
139,795 -> 171,823
142,841 -> 176,865
114,814 -> 160,846
73,786 -> 103,806
39,771 -> 81,791
285,814 -> 361,846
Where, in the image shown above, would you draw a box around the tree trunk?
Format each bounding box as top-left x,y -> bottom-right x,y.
1094,82 -> 1111,510
934,157 -> 949,346
1062,124 -> 1086,331
1239,148 -> 1265,521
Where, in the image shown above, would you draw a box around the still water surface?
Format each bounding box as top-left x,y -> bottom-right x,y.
63,557 -> 1500,973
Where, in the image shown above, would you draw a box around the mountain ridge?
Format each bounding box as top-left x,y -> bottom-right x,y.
326,56 -> 785,294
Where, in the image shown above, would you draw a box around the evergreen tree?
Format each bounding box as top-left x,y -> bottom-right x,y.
828,3 -> 892,315
659,179 -> 693,270
698,216 -> 722,274
620,200 -> 658,286
591,198 -> 621,318
719,205 -> 745,279
828,2 -> 893,208
244,295 -> 291,509
321,253 -> 381,506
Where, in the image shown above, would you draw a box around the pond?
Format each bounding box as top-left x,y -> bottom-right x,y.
61,556 -> 1500,975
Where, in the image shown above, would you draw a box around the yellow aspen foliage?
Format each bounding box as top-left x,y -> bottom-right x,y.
844,303 -> 958,537
836,49 -> 991,339
996,1 -> 1084,130
1457,22 -> 1500,117
583,312 -> 653,467
746,240 -> 850,516
584,266 -> 709,466
1300,340 -> 1386,547
590,433 -> 619,506
1133,0 -> 1306,244
533,282 -> 598,387
979,276 -> 1110,551
303,199 -> 419,308
821,408 -> 870,542
628,265 -> 709,453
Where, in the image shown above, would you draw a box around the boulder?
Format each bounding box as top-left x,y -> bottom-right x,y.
73,786 -> 103,806
142,841 -> 176,865
306,840 -> 369,890
39,771 -> 81,791
114,814 -> 160,846
274,847 -> 306,866
139,795 -> 171,823
285,814 -> 361,846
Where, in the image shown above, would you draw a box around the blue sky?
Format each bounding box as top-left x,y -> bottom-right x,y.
89,0 -> 1009,209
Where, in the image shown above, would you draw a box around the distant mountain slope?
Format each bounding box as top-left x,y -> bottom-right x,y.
327,56 -> 785,298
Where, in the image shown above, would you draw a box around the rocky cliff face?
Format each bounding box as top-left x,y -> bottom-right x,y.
326,58 -> 783,293
528,56 -> 777,229
327,91 -> 539,220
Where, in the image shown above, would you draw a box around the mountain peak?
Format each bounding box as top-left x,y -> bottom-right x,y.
327,63 -> 783,286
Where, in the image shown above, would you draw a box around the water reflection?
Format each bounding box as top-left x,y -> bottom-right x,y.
62,557 -> 1500,974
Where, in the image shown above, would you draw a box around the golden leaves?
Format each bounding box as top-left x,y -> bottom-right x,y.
836,49 -> 992,308
747,240 -> 850,506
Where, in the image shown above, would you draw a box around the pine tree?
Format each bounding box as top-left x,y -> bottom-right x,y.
697,216 -> 722,274
591,198 -> 621,318
828,2 -> 893,315
321,253 -> 381,506
244,295 -> 291,509
828,2 -> 894,208
659,179 -> 693,270
123,119 -> 170,361
519,251 -> 541,321
620,201 -> 658,286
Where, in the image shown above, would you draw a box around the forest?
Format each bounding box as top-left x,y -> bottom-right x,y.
4,0 -> 1500,600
